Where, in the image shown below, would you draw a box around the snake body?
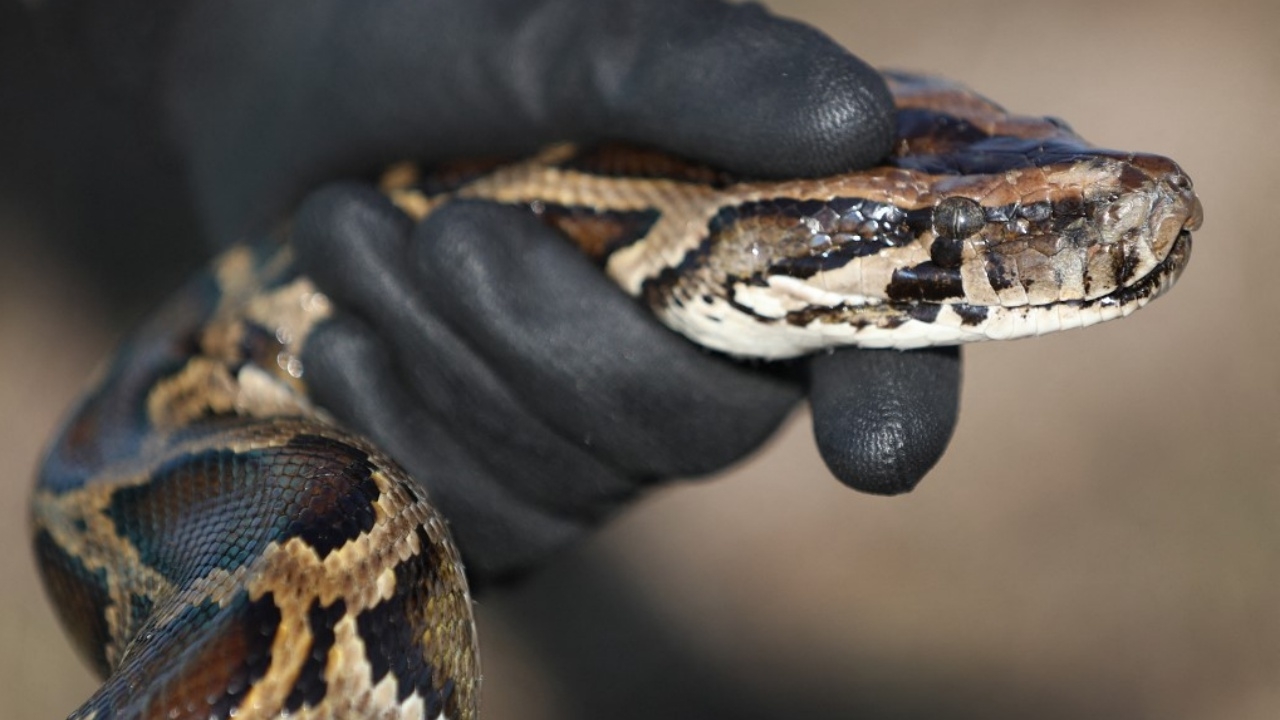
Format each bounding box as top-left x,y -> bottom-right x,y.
32,73 -> 1201,719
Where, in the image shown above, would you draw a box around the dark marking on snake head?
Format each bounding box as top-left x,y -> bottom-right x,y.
1117,242 -> 1143,284
984,205 -> 1013,223
985,254 -> 1018,292
929,236 -> 964,268
703,197 -> 919,281
1018,202 -> 1052,223
1118,163 -> 1151,193
1061,217 -> 1103,250
886,262 -> 965,302
894,109 -> 990,156
952,304 -> 990,326
936,143 -> 1098,176
1052,196 -> 1086,219
783,303 -> 867,329
1092,232 -> 1189,309
907,303 -> 941,324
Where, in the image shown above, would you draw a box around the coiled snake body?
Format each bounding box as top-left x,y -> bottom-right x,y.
32,73 -> 1202,719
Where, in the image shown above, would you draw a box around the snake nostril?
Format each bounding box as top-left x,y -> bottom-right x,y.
1168,172 -> 1192,192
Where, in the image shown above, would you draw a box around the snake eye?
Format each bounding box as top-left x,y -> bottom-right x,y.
932,196 -> 985,241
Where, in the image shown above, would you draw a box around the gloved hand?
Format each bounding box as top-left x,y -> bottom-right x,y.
153,0 -> 963,584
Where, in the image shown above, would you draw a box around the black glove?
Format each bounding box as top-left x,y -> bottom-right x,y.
113,0 -> 962,583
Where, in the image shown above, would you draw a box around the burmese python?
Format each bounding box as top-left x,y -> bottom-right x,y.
31,73 -> 1202,719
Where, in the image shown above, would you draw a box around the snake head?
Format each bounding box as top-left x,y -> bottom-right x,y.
641,78 -> 1202,357
887,145 -> 1201,315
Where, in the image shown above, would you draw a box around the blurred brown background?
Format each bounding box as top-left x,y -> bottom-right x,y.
2,0 -> 1276,717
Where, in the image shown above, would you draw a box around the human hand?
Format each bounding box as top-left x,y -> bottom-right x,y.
160,0 -> 961,584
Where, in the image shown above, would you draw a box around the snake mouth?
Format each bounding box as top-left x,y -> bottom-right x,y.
930,230 -> 1194,345
1088,229 -> 1192,311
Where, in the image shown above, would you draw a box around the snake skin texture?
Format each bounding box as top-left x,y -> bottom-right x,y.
32,73 -> 1201,719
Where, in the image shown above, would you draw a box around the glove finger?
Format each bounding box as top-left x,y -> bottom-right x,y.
301,312 -> 585,584
539,0 -> 897,176
291,183 -> 636,519
808,347 -> 962,495
411,199 -> 802,478
169,0 -> 895,237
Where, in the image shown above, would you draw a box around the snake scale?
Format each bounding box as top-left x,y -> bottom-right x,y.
32,72 -> 1202,719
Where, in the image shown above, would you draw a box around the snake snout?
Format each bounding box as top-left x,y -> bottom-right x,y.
1108,152 -> 1201,270
1177,178 -> 1204,232
1124,153 -> 1203,230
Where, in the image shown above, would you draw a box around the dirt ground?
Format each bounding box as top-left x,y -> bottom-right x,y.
1,0 -> 1275,717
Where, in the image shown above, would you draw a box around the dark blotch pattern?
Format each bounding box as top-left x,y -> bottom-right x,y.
953,304 -> 990,326
129,593 -> 156,638
929,236 -> 964,268
898,134 -> 1096,176
709,197 -> 917,258
714,197 -> 922,284
281,434 -> 380,558
285,599 -> 348,712
158,593 -> 280,719
405,157 -> 512,198
646,196 -> 946,310
891,106 -> 1103,177
104,432 -> 379,587
887,262 -> 965,302
33,529 -> 112,677
76,592 -> 280,719
907,304 -> 942,324
558,143 -> 738,187
534,204 -> 660,264
236,321 -> 285,376
355,526 -> 452,713
39,272 -> 223,494
985,255 -> 1018,292
895,109 -> 990,155
1117,241 -> 1143,284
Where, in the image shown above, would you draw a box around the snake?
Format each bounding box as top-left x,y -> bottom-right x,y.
31,72 -> 1202,719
